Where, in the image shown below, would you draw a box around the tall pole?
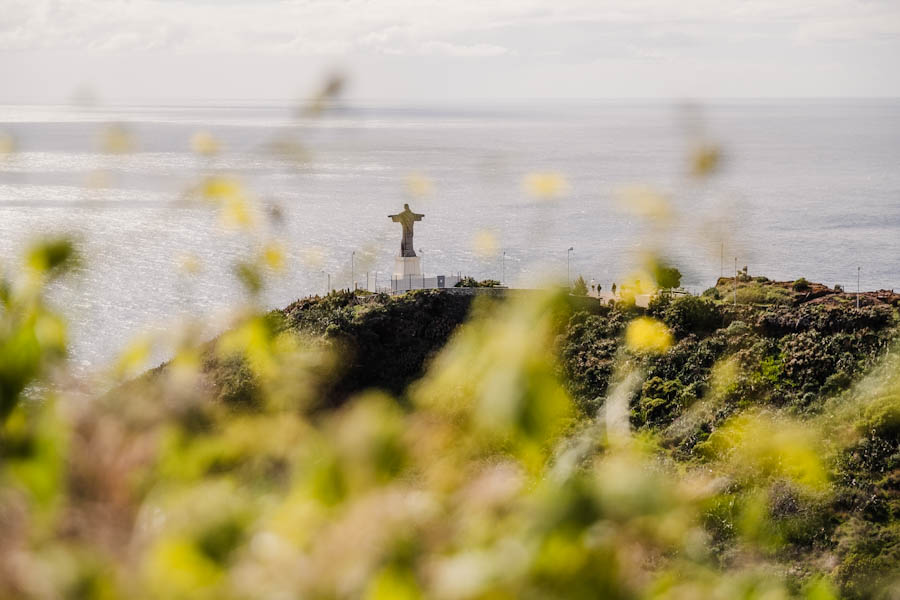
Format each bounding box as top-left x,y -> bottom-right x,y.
567,247 -> 574,287
857,266 -> 860,309
502,251 -> 506,284
366,271 -> 370,291
720,242 -> 724,279
733,257 -> 737,306
351,251 -> 355,291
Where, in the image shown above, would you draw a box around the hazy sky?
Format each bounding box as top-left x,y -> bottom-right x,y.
2,0 -> 900,103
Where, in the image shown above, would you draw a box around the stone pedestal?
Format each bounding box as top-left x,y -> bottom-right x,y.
394,256 -> 422,278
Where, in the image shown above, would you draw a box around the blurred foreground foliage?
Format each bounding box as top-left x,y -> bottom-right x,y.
1,239 -> 898,600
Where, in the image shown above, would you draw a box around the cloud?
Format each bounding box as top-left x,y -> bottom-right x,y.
794,14 -> 900,44
403,41 -> 510,57
2,0 -> 899,101
2,0 -> 897,56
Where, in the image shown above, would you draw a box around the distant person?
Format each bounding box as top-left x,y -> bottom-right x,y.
611,283 -> 617,295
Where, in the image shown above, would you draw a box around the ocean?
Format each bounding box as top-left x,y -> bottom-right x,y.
1,99 -> 899,370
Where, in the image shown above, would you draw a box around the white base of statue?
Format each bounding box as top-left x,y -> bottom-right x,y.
394,256 -> 422,278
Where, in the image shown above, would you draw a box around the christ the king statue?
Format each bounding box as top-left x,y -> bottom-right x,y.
389,204 -> 424,257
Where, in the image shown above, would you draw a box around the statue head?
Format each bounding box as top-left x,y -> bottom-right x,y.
404,203 -> 410,210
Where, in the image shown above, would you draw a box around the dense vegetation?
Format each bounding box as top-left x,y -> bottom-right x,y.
282,290 -> 473,407
560,286 -> 900,598
192,278 -> 899,598
1,236 -> 898,599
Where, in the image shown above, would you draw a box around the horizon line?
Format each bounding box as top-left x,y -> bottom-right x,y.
2,95 -> 899,108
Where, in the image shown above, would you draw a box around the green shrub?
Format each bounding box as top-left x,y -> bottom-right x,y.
647,292 -> 672,316
793,278 -> 811,292
737,285 -> 768,304
821,371 -> 852,395
571,275 -> 588,296
833,520 -> 900,599
735,284 -> 792,306
455,277 -> 500,288
767,483 -> 832,548
559,311 -> 624,414
660,295 -> 723,338
858,394 -> 900,445
636,376 -> 685,426
765,287 -> 794,306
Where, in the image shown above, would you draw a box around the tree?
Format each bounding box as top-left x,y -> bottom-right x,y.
572,275 -> 588,296
654,264 -> 682,289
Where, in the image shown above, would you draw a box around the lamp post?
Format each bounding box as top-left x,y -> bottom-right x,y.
418,248 -> 425,288
351,251 -> 355,291
567,247 -> 574,287
733,257 -> 737,306
321,270 -> 331,295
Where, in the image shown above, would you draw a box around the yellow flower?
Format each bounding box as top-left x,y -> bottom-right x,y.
101,124 -> 135,153
622,269 -> 658,296
177,253 -> 203,275
523,172 -> 569,199
690,144 -> 722,177
700,412 -> 828,489
473,230 -> 499,258
34,313 -> 67,350
625,317 -> 673,354
115,335 -> 153,378
0,131 -> 14,155
222,196 -> 254,228
263,243 -> 286,272
197,177 -> 256,230
405,173 -> 434,197
200,176 -> 243,201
